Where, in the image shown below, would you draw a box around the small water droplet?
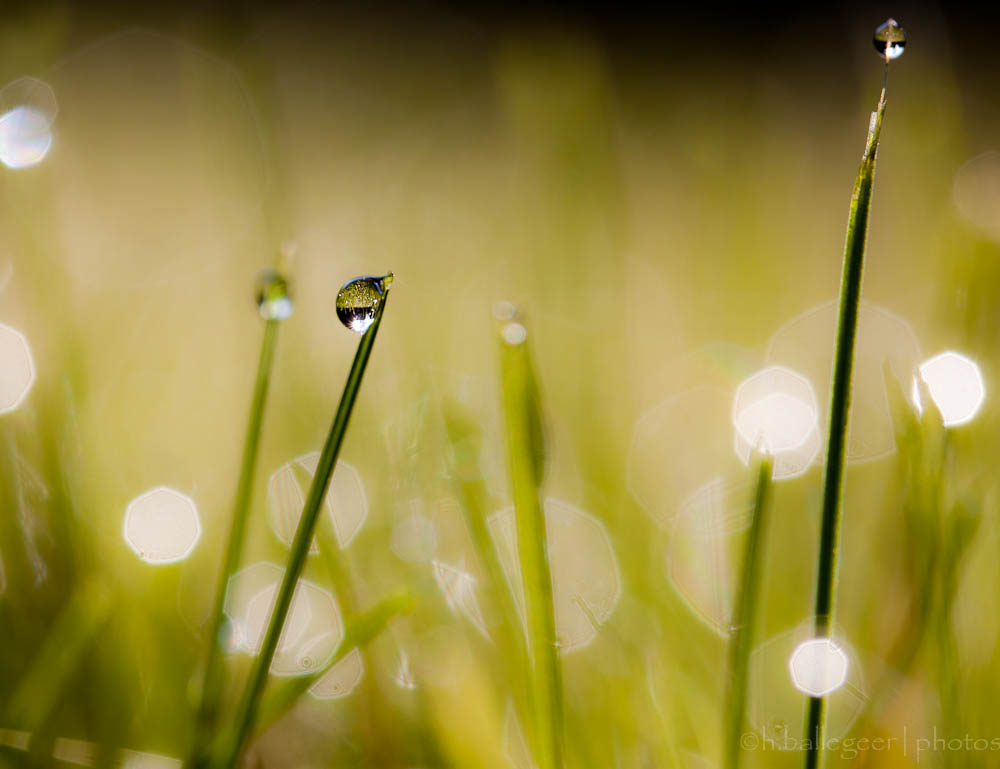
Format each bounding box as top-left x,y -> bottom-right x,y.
502,322 -> 527,346
873,19 -> 906,61
255,268 -> 293,321
336,273 -> 393,334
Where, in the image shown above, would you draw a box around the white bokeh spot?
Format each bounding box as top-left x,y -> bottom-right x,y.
789,638 -> 849,697
732,366 -> 821,479
913,351 -> 985,427
123,486 -> 201,564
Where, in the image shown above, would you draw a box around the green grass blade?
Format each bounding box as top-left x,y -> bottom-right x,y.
3,578 -> 112,732
724,454 -> 772,769
189,318 -> 281,766
805,93 -> 887,769
443,402 -> 528,664
498,318 -> 563,769
253,590 -> 415,732
213,291 -> 390,769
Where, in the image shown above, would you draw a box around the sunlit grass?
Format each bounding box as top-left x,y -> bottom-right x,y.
2,8 -> 999,769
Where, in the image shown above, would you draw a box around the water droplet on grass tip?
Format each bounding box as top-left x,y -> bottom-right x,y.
336,273 -> 393,334
502,322 -> 527,345
255,268 -> 293,320
873,19 -> 906,60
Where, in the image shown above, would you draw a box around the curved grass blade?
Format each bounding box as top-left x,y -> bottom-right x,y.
213,289 -> 390,769
188,318 -> 281,768
804,92 -> 887,769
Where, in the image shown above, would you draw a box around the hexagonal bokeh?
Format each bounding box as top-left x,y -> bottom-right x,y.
748,626 -> 866,749
0,323 -> 36,414
766,300 -> 922,463
310,647 -> 365,700
666,476 -> 754,635
432,559 -> 490,638
732,366 -> 821,480
914,351 -> 985,427
122,487 -> 201,564
953,151 -> 1000,241
628,385 -> 745,530
0,77 -> 57,170
224,562 -> 344,677
268,453 -> 367,552
489,497 -> 620,652
788,638 -> 850,696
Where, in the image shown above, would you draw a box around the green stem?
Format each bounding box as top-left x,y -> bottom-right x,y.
189,319 -> 280,767
214,294 -> 389,769
724,454 -> 773,769
499,323 -> 563,769
253,590 -> 415,733
804,93 -> 886,769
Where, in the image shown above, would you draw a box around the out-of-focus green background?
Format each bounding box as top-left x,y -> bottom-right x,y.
2,2 -> 999,767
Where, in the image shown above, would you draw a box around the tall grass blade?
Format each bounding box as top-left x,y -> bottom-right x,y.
724,454 -> 772,769
498,318 -> 563,769
805,92 -> 887,769
213,290 -> 390,769
189,318 -> 281,767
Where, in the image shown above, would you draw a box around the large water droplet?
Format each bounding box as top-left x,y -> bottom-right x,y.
254,268 -> 293,321
873,19 -> 906,60
336,273 -> 393,334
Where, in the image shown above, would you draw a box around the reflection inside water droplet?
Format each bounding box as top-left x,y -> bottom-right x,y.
336,273 -> 393,333
873,18 -> 906,60
254,268 -> 293,321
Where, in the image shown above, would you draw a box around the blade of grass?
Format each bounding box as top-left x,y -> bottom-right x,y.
443,402 -> 528,664
253,590 -> 416,732
804,92 -> 887,769
2,578 -> 112,733
724,453 -> 772,769
498,317 -> 563,769
213,288 -> 390,769
188,317 -> 281,767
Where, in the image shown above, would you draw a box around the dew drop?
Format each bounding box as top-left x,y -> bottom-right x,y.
873,18 -> 906,61
254,268 -> 293,321
335,273 -> 393,334
502,322 -> 527,346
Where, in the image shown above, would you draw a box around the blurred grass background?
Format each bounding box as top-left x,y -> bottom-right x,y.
1,1 -> 1000,767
